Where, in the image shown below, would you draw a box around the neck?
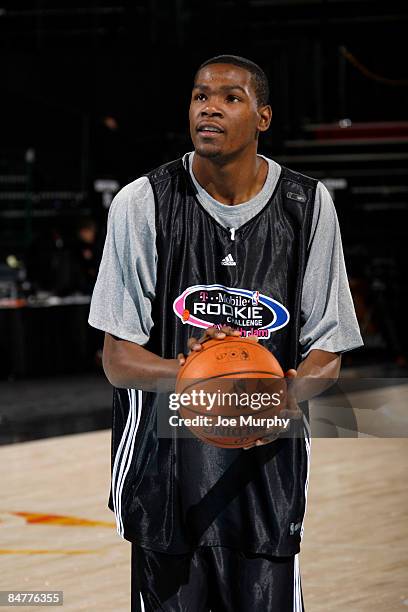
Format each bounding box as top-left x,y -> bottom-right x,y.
191,147 -> 268,205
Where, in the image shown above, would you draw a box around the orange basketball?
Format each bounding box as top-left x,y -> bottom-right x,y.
175,336 -> 287,448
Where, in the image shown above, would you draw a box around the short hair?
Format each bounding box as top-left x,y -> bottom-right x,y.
195,54 -> 270,106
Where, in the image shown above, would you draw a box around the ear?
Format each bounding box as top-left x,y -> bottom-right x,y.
257,104 -> 272,132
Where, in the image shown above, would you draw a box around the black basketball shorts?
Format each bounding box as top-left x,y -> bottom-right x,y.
131,544 -> 305,611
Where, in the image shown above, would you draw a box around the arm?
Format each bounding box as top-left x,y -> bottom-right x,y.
102,333 -> 181,392
88,177 -> 167,390
293,348 -> 341,403
245,184 -> 361,449
294,183 -> 362,400
103,326 -> 242,391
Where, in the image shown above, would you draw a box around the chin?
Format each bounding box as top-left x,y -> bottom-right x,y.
194,143 -> 224,159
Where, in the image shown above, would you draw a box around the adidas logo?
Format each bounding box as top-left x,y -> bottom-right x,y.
221,254 -> 236,266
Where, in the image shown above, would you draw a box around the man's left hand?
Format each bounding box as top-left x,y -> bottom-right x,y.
243,369 -> 302,450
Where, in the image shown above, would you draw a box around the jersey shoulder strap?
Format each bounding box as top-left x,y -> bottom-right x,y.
279,165 -> 318,205
145,158 -> 185,187
280,165 -> 318,189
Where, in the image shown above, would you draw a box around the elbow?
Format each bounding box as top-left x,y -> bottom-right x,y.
102,348 -> 119,387
102,342 -> 128,388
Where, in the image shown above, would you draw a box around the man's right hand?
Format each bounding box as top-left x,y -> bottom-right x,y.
103,326 -> 251,391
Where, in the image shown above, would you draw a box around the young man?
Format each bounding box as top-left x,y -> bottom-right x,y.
89,55 -> 362,611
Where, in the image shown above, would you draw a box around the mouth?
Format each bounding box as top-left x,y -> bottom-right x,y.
196,123 -> 224,137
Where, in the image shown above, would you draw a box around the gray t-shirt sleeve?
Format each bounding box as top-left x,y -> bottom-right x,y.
88,176 -> 156,345
299,182 -> 363,359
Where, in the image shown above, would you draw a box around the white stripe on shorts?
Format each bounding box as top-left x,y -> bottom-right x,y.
140,592 -> 146,612
111,389 -> 143,537
293,425 -> 310,611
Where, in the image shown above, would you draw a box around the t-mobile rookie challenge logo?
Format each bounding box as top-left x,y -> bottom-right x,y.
173,284 -> 290,338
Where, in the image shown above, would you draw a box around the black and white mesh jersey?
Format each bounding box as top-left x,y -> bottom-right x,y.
108,158 -> 317,555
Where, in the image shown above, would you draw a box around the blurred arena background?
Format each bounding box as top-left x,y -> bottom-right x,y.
0,2 -> 407,610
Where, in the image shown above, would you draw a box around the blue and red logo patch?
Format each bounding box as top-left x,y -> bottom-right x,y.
173,284 -> 290,339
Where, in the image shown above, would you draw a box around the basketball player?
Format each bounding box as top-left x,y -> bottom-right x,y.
89,55 -> 363,611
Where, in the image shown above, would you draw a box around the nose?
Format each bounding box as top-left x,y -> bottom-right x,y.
200,104 -> 223,118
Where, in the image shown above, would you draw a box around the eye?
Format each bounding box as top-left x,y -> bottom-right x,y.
226,95 -> 240,103
194,93 -> 207,101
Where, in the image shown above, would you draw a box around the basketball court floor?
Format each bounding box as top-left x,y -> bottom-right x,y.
1,385 -> 407,611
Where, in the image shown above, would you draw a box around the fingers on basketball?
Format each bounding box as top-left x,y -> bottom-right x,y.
187,326 -> 241,352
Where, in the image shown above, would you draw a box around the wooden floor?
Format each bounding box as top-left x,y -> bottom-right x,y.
0,430 -> 407,610
302,438 -> 408,611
